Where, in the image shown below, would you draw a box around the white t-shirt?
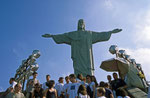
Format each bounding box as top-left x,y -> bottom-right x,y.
78,93 -> 89,98
11,81 -> 17,89
67,82 -> 80,98
55,83 -> 64,97
42,82 -> 48,90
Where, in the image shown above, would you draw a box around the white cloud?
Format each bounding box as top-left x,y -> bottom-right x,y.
134,10 -> 150,46
103,0 -> 114,10
122,8 -> 150,81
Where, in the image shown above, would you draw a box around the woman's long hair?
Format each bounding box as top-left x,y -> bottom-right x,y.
46,80 -> 55,89
78,85 -> 87,95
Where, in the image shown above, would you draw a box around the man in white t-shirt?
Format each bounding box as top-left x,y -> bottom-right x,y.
9,78 -> 17,89
67,74 -> 80,98
55,77 -> 64,98
42,74 -> 50,90
3,78 -> 17,97
63,76 -> 70,98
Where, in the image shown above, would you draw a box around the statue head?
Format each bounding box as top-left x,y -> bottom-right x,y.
78,19 -> 85,31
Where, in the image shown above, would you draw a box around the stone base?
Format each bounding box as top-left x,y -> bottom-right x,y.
127,87 -> 147,98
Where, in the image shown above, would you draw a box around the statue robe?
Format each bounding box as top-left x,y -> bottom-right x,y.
126,63 -> 147,90
52,30 -> 112,76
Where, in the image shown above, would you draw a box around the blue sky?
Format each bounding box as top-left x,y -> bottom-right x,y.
1,0 -> 150,91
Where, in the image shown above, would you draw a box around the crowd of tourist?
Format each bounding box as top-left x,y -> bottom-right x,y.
1,72 -> 130,98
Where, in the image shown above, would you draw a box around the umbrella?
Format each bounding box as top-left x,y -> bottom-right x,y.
100,58 -> 129,77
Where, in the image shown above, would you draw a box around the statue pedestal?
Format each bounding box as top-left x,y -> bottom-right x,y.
127,87 -> 147,98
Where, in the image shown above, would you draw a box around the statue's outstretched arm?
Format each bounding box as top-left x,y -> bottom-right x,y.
42,34 -> 52,38
92,28 -> 122,44
42,33 -> 71,45
110,29 -> 122,34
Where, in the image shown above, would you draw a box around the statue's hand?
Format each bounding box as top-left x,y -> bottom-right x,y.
42,34 -> 52,38
111,29 -> 122,34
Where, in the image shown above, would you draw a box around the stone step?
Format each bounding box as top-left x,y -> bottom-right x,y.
127,87 -> 147,98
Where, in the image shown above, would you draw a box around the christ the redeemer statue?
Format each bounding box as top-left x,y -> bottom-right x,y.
42,19 -> 122,76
